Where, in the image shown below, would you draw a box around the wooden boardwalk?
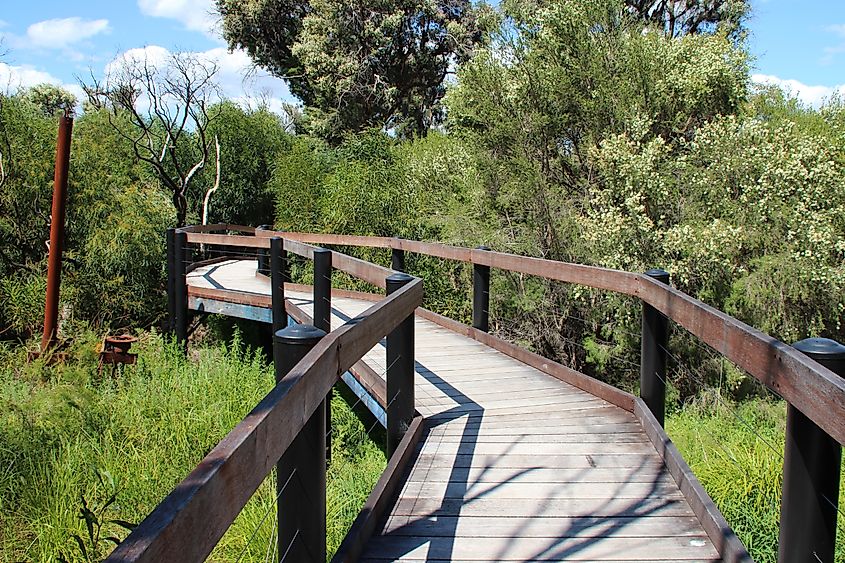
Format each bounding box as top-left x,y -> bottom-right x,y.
187,259 -> 720,562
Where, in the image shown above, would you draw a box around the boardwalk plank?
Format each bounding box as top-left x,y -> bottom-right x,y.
187,265 -> 723,562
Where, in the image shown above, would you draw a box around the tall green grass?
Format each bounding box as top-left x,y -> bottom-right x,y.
0,331 -> 385,562
668,395 -> 845,563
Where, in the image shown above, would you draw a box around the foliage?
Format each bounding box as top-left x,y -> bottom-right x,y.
64,107 -> 173,329
57,469 -> 136,563
0,94 -> 57,277
588,109 -> 845,343
623,0 -> 749,40
0,272 -> 47,338
0,329 -> 385,561
271,130 -> 479,318
218,0 -> 495,139
668,397 -> 845,563
198,101 -> 292,226
68,183 -> 172,328
21,83 -> 78,116
443,0 -> 752,383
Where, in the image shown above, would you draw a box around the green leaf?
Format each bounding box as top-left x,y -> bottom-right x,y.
71,534 -> 89,561
109,519 -> 137,531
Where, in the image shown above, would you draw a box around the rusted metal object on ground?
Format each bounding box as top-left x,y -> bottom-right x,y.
40,112 -> 74,353
98,334 -> 138,373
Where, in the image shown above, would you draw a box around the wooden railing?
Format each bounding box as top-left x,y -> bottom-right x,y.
108,225 -> 423,562
261,228 -> 845,563
111,225 -> 844,563
264,230 -> 845,445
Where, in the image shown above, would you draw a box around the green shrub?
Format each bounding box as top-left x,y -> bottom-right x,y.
668,397 -> 845,563
0,330 -> 385,561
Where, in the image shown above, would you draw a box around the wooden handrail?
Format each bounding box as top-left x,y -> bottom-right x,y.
178,223 -> 257,234
239,227 -> 845,446
106,278 -> 422,562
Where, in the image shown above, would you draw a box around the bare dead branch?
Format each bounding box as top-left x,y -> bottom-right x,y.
85,50 -> 221,226
202,135 -> 221,226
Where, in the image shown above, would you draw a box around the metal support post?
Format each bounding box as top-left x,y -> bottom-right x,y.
312,247 -> 332,464
392,246 -> 405,272
270,237 -> 288,335
40,113 -> 73,352
274,325 -> 327,563
313,248 -> 332,334
386,273 -> 415,457
640,268 -> 670,427
778,338 -> 845,563
256,224 -> 272,276
472,246 -> 491,333
166,228 -> 176,335
174,230 -> 189,354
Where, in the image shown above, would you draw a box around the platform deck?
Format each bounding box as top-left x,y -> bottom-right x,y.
187,259 -> 719,562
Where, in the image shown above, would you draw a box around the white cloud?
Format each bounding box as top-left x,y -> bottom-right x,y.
137,0 -> 221,40
0,62 -> 85,103
827,24 -> 845,37
26,17 -> 110,50
752,74 -> 845,109
103,45 -> 294,116
105,45 -> 171,76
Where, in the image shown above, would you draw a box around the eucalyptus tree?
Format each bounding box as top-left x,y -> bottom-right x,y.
217,0 -> 494,140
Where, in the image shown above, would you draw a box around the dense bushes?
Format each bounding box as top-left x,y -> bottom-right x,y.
426,0 -> 845,392
668,397 -> 845,562
0,95 -> 294,340
0,330 -> 385,561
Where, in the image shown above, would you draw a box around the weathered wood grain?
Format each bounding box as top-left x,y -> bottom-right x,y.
359,535 -> 719,561
106,276 -> 422,563
178,249 -> 744,562
331,416 -> 424,563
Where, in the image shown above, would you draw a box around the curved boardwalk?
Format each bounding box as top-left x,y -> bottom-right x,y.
188,260 -> 719,562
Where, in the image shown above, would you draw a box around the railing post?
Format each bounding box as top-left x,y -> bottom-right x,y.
256,224 -> 272,276
640,268 -> 670,427
472,246 -> 490,332
778,338 -> 845,563
270,237 -> 288,335
386,273 -> 415,457
392,242 -> 405,272
166,228 -> 176,335
273,324 -> 327,563
313,247 -> 333,464
174,230 -> 189,354
313,248 -> 332,333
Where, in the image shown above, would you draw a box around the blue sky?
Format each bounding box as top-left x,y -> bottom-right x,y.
0,0 -> 843,110
749,0 -> 845,105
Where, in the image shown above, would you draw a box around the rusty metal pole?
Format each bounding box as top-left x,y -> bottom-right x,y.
41,113 -> 74,353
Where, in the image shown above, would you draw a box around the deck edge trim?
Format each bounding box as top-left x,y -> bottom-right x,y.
634,398 -> 753,563
331,415 -> 425,563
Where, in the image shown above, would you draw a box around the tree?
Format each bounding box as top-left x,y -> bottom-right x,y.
21,84 -> 77,116
84,51 -> 220,227
624,0 -> 749,40
442,0 -> 750,385
217,0 -> 493,140
195,101 -> 291,226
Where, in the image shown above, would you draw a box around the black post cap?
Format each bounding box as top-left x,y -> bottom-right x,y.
645,268 -> 670,284
274,324 -> 326,345
793,337 -> 845,377
386,272 -> 414,295
387,272 -> 414,285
